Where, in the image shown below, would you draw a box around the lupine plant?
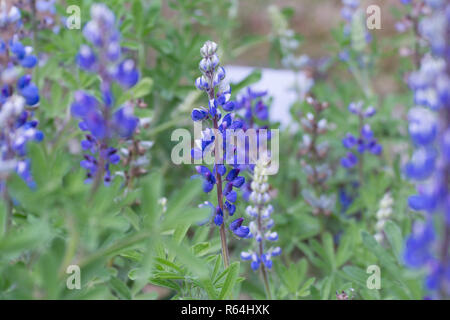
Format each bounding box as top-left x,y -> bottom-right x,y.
299,96 -> 336,216
241,157 -> 281,299
338,0 -> 374,98
403,0 -> 450,299
267,4 -> 314,103
191,40 -> 249,268
341,101 -> 382,183
0,2 -> 42,230
373,192 -> 394,244
233,86 -> 271,200
71,4 -> 140,189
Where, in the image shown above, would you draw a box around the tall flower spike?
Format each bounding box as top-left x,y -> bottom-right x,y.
71,4 -> 140,187
299,96 -> 335,216
233,86 -> 272,199
192,40 -> 249,268
0,4 -> 43,232
341,101 -> 382,181
241,158 -> 280,299
403,0 -> 450,299
267,5 -> 314,102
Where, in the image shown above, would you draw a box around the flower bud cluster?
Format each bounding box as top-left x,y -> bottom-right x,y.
241,158 -> 281,270
299,96 -> 335,216
374,193 -> 394,243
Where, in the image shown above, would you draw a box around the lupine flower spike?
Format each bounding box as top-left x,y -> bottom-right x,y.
233,86 -> 271,199
374,192 -> 394,244
0,3 -> 42,230
71,4 -> 140,189
300,96 -> 335,216
192,40 -> 249,268
403,0 -> 450,299
341,101 -> 382,184
241,158 -> 280,299
267,5 -> 314,103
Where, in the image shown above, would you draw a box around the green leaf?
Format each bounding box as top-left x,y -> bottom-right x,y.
211,255 -> 222,281
132,0 -> 144,36
298,277 -> 315,297
117,77 -> 153,105
361,231 -> 400,276
162,206 -> 209,231
199,279 -> 217,300
110,277 -> 132,300
165,240 -> 209,279
384,221 -> 403,262
341,266 -> 369,287
0,200 -> 6,238
231,69 -> 262,93
0,220 -> 52,259
322,232 -> 336,270
320,275 -> 333,300
164,179 -> 202,220
122,207 -> 141,231
219,262 -> 240,300
192,242 -> 211,256
141,172 -> 162,230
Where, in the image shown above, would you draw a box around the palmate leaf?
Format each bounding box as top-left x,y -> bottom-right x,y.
361,231 -> 400,277
383,221 -> 403,263
109,277 -> 132,300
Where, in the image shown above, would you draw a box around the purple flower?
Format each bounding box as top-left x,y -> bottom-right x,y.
403,2 -> 450,298
341,152 -> 358,168
229,217 -> 250,238
404,222 -> 435,268
0,7 -> 42,189
342,133 -> 357,148
404,148 -> 436,180
191,41 -> 248,242
115,59 -> 139,88
341,103 -> 382,170
71,4 -> 140,185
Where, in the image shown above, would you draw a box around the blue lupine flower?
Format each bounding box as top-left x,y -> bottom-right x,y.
10,41 -> 38,68
404,222 -> 435,268
235,87 -> 269,124
341,152 -> 358,168
403,1 -> 450,298
192,40 -> 248,240
0,6 -> 42,189
341,102 -> 382,169
71,4 -> 140,185
229,218 -> 250,237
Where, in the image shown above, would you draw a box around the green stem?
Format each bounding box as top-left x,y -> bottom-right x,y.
1,182 -> 13,234
257,203 -> 271,299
